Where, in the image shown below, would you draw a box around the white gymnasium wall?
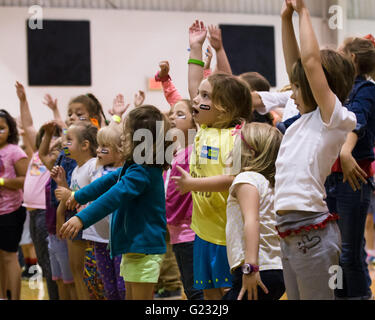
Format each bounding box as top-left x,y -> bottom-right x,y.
0,6 -> 367,130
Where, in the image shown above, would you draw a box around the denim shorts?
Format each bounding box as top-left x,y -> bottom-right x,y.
193,235 -> 232,290
48,234 -> 74,284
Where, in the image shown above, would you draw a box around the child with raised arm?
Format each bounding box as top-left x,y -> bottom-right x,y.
171,20 -> 252,300
223,122 -> 284,300
60,105 -> 173,300
15,81 -> 61,300
275,0 -> 356,299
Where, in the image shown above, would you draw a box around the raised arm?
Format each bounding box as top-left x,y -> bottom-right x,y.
292,0 -> 336,123
16,81 -> 37,151
38,121 -> 60,170
43,94 -> 65,128
207,24 -> 232,75
281,0 -> 300,80
188,20 -> 207,101
156,61 -> 183,107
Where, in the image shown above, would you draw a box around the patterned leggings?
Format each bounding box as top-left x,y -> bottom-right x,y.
93,242 -> 125,300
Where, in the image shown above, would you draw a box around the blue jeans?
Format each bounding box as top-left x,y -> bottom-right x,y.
325,172 -> 372,298
172,241 -> 204,300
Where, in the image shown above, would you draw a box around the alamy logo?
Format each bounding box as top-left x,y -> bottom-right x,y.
28,5 -> 43,30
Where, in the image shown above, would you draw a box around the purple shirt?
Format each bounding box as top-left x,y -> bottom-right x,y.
164,145 -> 195,244
0,144 -> 27,215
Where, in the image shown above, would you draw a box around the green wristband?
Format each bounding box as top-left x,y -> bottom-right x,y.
188,59 -> 205,67
0,178 -> 4,186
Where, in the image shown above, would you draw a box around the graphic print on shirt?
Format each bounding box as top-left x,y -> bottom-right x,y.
30,153 -> 47,176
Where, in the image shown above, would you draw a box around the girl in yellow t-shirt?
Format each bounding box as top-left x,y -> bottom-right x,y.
171,20 -> 252,300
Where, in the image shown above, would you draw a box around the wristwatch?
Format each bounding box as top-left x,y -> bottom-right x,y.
241,263 -> 259,275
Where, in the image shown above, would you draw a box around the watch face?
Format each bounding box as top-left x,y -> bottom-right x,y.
241,264 -> 251,274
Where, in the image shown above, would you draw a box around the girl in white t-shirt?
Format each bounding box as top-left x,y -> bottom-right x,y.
53,122 -> 99,299
224,122 -> 285,300
276,0 -> 357,300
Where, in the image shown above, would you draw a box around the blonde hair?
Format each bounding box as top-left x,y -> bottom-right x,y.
234,122 -> 282,187
97,125 -> 123,154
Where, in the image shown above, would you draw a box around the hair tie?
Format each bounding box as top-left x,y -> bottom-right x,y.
231,123 -> 255,153
364,34 -> 375,47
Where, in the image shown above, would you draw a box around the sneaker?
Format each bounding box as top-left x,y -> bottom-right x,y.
154,288 -> 182,300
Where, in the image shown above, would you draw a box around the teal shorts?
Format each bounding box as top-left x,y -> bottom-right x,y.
120,253 -> 165,283
193,235 -> 233,290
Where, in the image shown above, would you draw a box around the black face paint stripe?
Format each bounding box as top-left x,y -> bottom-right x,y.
199,104 -> 211,111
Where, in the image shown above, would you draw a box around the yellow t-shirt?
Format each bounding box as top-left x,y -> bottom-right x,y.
189,125 -> 236,246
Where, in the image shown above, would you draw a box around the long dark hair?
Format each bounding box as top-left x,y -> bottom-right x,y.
0,109 -> 19,144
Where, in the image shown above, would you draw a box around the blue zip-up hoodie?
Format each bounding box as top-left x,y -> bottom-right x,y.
346,76 -> 375,161
74,162 -> 166,258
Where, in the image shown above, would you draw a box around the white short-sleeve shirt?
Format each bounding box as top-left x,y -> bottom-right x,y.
275,96 -> 357,213
69,157 -> 103,242
226,171 -> 282,272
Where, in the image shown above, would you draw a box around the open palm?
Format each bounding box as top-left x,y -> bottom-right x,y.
189,20 -> 207,47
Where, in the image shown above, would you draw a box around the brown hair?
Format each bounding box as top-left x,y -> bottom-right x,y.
239,72 -> 271,92
35,125 -> 62,150
235,122 -> 282,187
121,105 -> 172,170
341,37 -> 375,79
290,49 -> 355,109
69,122 -> 98,157
69,94 -> 107,126
207,73 -> 253,128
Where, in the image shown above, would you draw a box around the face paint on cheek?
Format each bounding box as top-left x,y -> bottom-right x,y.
199,104 -> 211,111
176,115 -> 187,119
100,149 -> 110,155
0,129 -> 5,134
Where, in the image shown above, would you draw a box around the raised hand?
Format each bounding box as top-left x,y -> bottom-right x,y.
158,61 -> 170,79
207,25 -> 223,51
290,0 -> 306,13
204,45 -> 213,70
43,94 -> 58,111
109,94 -> 130,118
15,81 -> 26,102
134,90 -> 145,108
42,121 -> 58,136
281,0 -> 295,18
189,20 -> 207,49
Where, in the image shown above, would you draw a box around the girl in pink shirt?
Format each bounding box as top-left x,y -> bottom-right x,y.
0,109 -> 29,300
155,62 -> 203,299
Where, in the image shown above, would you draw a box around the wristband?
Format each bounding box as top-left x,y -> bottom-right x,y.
112,115 -> 122,124
154,71 -> 171,82
0,178 -> 4,186
71,191 -> 75,199
188,59 -> 205,67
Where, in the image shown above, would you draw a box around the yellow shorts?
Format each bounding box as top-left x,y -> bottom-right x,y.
120,253 -> 165,283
